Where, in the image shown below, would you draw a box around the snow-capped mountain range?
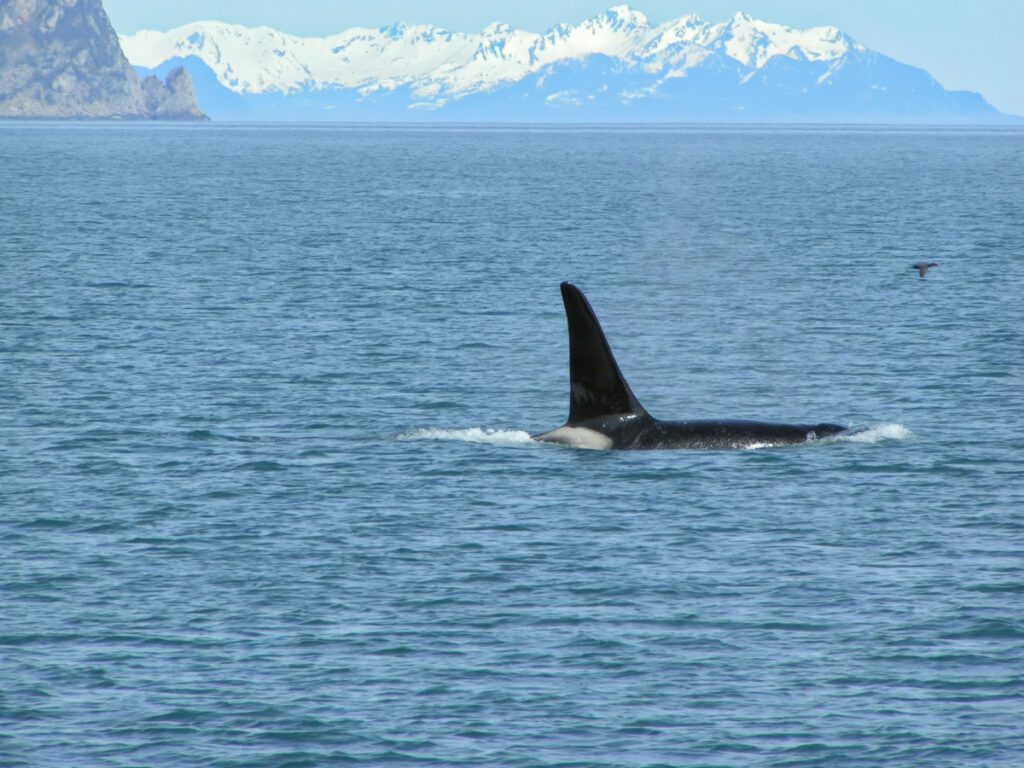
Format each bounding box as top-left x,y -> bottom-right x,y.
120,6 -> 1008,121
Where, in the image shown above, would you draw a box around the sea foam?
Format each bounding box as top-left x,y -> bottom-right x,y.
399,424 -> 914,449
399,427 -> 536,446
830,423 -> 914,444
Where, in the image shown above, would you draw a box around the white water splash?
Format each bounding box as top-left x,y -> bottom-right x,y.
398,427 -> 536,446
831,423 -> 914,444
399,424 -> 914,449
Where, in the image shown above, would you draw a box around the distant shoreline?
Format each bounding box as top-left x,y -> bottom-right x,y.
3,119 -> 1023,129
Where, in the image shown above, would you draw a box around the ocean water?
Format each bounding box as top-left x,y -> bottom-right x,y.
2,123 -> 1023,767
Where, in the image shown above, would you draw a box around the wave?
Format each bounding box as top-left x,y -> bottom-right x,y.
398,427 -> 536,447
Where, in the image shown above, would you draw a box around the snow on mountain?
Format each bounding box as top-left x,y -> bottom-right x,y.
715,12 -> 857,68
120,6 -> 856,99
120,5 -> 1006,121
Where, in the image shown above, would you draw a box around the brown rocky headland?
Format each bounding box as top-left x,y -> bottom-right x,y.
0,0 -> 207,119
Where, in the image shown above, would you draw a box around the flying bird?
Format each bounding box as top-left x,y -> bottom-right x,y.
912,262 -> 938,278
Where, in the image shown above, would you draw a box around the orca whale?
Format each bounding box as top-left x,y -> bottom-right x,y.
533,282 -> 848,450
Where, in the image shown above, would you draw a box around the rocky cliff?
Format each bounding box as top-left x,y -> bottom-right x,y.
0,0 -> 206,119
140,66 -> 205,120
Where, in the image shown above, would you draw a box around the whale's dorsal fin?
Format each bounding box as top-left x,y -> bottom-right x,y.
560,282 -> 647,424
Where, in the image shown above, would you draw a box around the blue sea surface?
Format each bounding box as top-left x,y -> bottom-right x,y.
2,123 -> 1023,767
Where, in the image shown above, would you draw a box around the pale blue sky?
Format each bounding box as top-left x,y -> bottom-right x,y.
104,1 -> 1024,116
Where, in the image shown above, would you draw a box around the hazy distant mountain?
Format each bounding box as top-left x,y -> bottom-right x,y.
121,5 -> 1009,122
0,0 -> 206,120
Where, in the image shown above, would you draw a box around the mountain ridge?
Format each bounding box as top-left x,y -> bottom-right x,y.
120,5 -> 1014,123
